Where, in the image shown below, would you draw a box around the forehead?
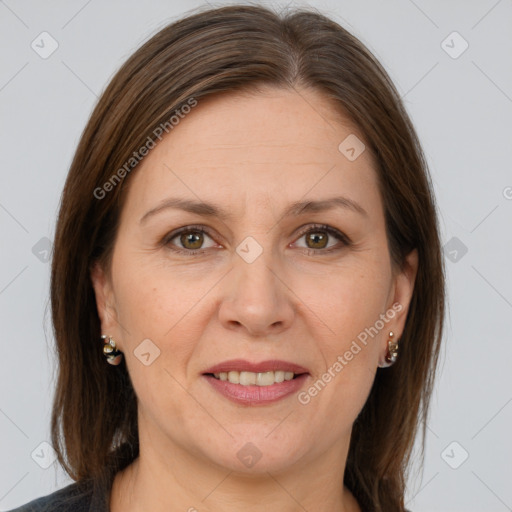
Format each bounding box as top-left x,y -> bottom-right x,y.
122,86 -> 381,219
163,86 -> 368,160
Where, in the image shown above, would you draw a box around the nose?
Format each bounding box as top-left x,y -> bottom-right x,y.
217,245 -> 295,338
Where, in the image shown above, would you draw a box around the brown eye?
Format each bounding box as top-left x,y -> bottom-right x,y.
179,231 -> 205,250
294,224 -> 351,254
164,226 -> 217,254
305,231 -> 329,250
164,224 -> 350,256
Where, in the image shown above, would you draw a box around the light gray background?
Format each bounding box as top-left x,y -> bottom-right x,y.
1,1 -> 511,511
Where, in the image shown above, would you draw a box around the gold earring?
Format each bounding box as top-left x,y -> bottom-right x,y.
101,334 -> 123,365
378,331 -> 399,368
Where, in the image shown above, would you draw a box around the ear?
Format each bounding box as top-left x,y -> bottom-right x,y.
387,248 -> 418,339
90,261 -> 121,341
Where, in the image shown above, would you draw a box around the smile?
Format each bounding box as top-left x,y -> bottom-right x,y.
202,359 -> 310,405
211,370 -> 297,386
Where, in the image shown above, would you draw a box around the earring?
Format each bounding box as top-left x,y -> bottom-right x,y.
101,334 -> 123,365
378,332 -> 399,368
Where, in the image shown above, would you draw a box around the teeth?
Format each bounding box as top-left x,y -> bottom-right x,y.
256,371 -> 273,386
212,370 -> 296,386
228,371 -> 239,384
240,371 -> 256,385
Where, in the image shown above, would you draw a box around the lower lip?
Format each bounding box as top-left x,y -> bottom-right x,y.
203,374 -> 309,405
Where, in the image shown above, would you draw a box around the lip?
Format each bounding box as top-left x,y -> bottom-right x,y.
202,359 -> 310,406
203,373 -> 309,406
203,359 -> 310,375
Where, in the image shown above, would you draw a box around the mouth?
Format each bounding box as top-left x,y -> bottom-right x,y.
202,359 -> 310,405
206,370 -> 303,386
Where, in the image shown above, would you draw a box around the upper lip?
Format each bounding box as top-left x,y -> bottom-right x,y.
203,359 -> 309,375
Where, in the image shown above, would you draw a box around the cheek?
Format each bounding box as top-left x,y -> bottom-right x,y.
111,264 -> 204,419
299,263 -> 389,417
111,255 -> 214,381
307,261 -> 391,349
112,250 -> 197,333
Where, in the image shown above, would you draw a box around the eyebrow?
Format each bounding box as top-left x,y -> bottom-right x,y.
140,195 -> 368,224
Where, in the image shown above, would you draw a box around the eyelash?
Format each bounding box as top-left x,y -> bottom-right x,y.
162,223 -> 351,256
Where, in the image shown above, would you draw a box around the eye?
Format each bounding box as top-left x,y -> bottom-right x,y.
163,225 -> 218,255
163,223 -> 350,256
293,224 -> 351,254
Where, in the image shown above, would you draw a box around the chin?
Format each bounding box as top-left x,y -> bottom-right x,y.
200,429 -> 309,475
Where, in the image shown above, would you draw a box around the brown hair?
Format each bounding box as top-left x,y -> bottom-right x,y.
50,4 -> 445,511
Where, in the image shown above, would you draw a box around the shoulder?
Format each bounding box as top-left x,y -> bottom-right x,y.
5,480 -> 94,512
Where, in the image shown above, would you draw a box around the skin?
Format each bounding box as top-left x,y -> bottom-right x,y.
91,86 -> 418,512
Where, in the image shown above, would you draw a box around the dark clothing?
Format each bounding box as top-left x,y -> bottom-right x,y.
5,470 -> 113,512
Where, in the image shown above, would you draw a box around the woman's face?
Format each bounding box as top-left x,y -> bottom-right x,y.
92,87 -> 417,475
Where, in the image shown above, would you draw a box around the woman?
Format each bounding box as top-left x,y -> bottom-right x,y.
9,4 -> 444,511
